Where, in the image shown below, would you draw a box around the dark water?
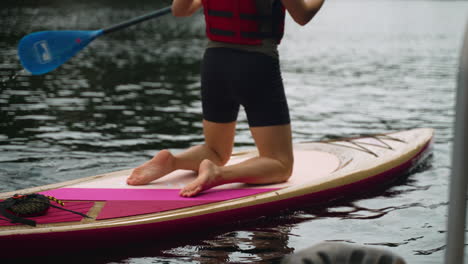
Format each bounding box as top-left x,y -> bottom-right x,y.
0,0 -> 466,263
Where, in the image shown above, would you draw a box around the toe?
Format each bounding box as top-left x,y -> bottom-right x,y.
180,184 -> 202,197
127,178 -> 138,185
127,168 -> 146,185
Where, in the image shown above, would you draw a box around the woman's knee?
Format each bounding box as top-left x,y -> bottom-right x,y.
280,154 -> 294,180
266,152 -> 294,183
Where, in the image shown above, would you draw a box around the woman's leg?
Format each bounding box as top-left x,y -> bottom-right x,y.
180,123 -> 294,197
126,120 -> 236,185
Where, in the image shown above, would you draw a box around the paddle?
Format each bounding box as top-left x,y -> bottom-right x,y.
18,6 -> 172,75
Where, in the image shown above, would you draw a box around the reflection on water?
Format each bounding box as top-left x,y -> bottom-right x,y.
0,0 -> 466,263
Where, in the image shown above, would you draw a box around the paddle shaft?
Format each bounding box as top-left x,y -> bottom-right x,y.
102,6 -> 172,35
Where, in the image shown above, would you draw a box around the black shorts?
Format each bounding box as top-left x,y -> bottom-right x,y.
201,48 -> 290,127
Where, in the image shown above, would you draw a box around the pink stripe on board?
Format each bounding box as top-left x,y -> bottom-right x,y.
40,188 -> 278,201
38,188 -> 278,220
0,201 -> 94,226
97,200 -> 212,220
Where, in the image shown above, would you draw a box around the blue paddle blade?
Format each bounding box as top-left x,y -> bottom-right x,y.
18,30 -> 103,75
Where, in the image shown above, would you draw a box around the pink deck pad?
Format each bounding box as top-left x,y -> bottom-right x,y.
40,188 -> 278,201
40,188 -> 278,220
97,200 -> 211,220
0,201 -> 94,226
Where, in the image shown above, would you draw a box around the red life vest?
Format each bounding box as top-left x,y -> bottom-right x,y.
201,0 -> 285,45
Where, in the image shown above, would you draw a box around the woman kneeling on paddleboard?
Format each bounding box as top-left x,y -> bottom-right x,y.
127,0 -> 325,197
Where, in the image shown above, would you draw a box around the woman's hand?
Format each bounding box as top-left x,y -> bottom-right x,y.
281,0 -> 325,26
172,0 -> 203,17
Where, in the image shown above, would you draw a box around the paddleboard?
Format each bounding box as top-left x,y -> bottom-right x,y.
0,128 -> 433,258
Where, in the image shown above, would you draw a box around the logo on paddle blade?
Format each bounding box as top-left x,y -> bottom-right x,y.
34,40 -> 52,64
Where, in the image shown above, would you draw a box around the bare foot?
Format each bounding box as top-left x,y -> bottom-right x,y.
127,149 -> 175,185
179,159 -> 224,197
